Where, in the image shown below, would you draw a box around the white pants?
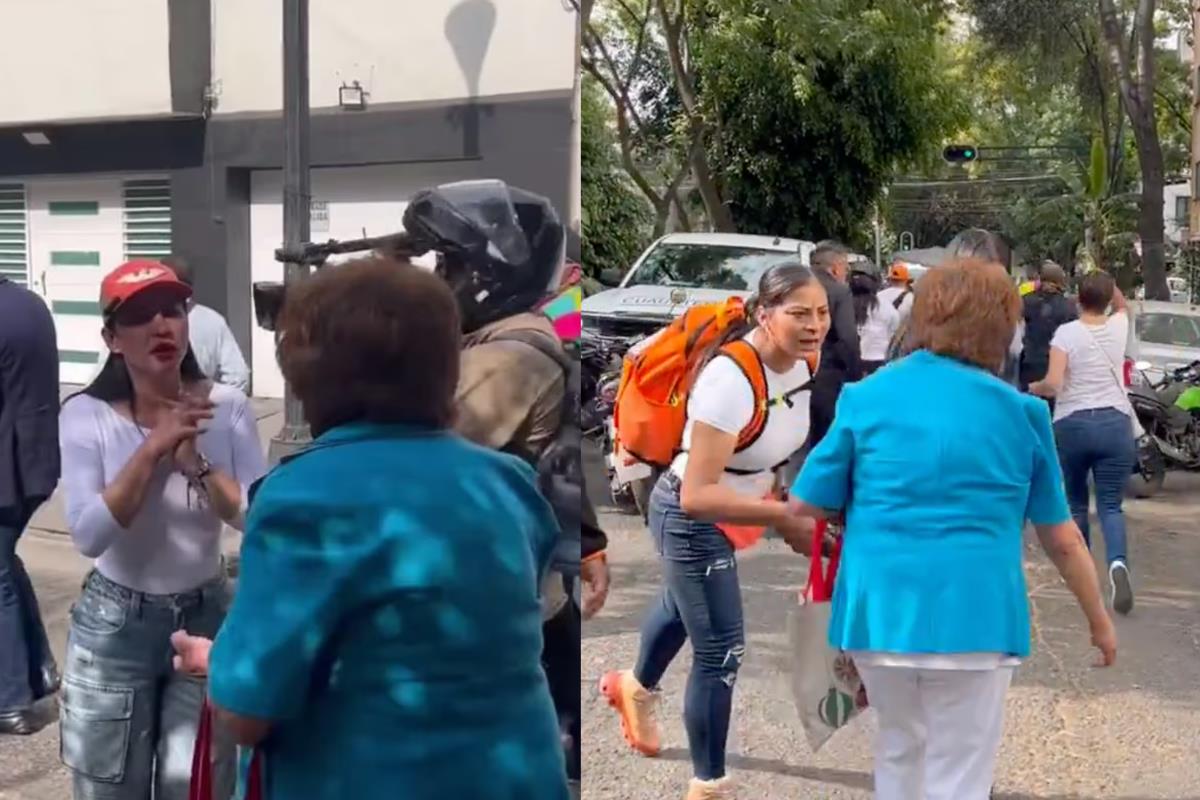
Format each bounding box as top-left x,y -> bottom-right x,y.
857,664 -> 1013,800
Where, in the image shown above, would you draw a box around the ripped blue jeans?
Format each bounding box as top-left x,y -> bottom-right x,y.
634,472 -> 745,781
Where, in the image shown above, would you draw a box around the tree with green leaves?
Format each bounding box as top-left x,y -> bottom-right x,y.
581,76 -> 653,280
963,0 -> 1174,298
583,0 -> 966,244
1006,138 -> 1140,281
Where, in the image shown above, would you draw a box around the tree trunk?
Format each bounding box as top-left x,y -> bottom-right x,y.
687,133 -> 735,232
655,0 -> 736,232
1133,118 -> 1170,299
1097,0 -> 1169,299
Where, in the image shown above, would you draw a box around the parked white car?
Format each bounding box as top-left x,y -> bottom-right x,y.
1130,300 -> 1200,384
581,232 -> 816,347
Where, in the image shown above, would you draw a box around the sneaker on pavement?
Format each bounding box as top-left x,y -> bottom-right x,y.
1110,560 -> 1133,615
686,776 -> 734,800
598,669 -> 661,757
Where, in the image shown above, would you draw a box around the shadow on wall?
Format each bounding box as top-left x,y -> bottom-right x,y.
445,0 -> 496,157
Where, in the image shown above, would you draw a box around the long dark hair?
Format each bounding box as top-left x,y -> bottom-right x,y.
699,261 -> 818,368
849,270 -> 880,326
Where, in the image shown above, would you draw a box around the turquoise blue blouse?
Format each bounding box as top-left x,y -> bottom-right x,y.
791,351 -> 1071,657
210,422 -> 568,800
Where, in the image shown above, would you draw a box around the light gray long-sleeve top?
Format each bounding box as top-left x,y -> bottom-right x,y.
59,384 -> 267,594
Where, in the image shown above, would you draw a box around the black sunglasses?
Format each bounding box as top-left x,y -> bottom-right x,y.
108,297 -> 187,328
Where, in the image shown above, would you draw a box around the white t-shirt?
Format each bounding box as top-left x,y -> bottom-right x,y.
669,335 -> 813,497
59,383 -> 268,594
858,301 -> 902,362
1049,312 -> 1131,423
877,285 -> 914,321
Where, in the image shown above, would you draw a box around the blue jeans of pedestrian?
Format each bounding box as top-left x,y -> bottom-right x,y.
1054,408 -> 1136,565
59,569 -> 236,800
0,500 -> 55,713
633,473 -> 745,781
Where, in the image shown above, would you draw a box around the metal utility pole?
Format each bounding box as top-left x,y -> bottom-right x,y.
1188,2 -> 1200,302
268,0 -> 312,465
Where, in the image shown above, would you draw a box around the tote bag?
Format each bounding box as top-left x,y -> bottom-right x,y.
787,519 -> 867,752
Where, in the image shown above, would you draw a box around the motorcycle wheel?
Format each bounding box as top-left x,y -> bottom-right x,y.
1128,440 -> 1166,499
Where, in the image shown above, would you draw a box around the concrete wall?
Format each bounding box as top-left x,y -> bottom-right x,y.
212,0 -> 575,113
0,0 -> 187,125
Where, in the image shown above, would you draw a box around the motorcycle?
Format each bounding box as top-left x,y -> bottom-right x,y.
581,331 -> 657,516
1127,359 -> 1200,498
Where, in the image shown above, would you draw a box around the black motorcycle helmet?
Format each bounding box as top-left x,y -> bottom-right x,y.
402,179 -> 565,333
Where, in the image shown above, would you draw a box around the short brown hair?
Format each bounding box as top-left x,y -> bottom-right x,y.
908,258 -> 1021,374
276,256 -> 461,436
1078,270 -> 1115,313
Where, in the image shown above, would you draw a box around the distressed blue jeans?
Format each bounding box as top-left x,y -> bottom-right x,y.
59,570 -> 235,800
1054,408 -> 1136,565
634,473 -> 745,781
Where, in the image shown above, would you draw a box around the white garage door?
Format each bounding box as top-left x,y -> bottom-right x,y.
249,161 -> 480,399
26,177 -> 172,385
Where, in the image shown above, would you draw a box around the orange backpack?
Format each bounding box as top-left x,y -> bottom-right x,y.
613,298 -> 801,468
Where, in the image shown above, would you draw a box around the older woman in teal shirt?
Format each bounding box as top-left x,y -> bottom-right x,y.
173,258 -> 568,800
789,258 -> 1115,800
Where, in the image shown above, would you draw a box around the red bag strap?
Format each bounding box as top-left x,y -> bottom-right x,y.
189,701 -> 214,800
804,519 -> 841,602
190,699 -> 266,800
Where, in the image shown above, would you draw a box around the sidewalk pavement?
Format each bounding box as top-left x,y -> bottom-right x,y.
30,388 -> 285,543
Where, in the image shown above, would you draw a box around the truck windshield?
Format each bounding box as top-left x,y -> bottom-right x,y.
1137,312 -> 1200,348
626,243 -> 798,291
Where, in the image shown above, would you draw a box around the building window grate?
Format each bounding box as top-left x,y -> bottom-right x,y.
122,179 -> 172,261
0,183 -> 28,287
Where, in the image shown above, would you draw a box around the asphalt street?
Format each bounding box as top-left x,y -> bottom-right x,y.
581,444 -> 1200,800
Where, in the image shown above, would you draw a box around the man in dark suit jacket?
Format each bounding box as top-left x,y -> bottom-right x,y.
809,241 -> 862,447
0,277 -> 61,735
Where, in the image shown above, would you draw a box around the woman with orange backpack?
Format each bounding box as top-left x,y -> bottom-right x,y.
599,263 -> 829,800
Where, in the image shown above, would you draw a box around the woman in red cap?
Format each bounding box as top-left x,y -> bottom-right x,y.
56,260 -> 267,800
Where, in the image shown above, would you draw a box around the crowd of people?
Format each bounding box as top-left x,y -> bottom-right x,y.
598,237 -> 1126,800
0,182 -> 600,799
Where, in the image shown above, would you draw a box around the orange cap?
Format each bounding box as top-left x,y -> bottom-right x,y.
888,263 -> 910,282
100,260 -> 192,316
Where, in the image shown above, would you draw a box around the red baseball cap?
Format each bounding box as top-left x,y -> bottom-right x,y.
100,260 -> 192,316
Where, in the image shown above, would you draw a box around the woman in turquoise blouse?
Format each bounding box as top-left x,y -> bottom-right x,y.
172,257 -> 568,800
789,258 -> 1116,800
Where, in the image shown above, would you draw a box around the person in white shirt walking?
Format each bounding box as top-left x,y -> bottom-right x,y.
1029,271 -> 1136,615
160,256 -> 251,395
849,264 -> 900,376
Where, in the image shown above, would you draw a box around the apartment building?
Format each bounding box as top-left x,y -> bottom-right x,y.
0,0 -> 575,397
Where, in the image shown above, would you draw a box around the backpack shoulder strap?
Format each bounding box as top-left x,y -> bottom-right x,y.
892,287 -> 911,310
717,339 -> 769,453
489,328 -> 572,376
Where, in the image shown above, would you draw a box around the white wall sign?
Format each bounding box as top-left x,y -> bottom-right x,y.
310,200 -> 330,234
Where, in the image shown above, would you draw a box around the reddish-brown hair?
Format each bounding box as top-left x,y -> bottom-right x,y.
276,256 -> 461,436
908,257 -> 1021,374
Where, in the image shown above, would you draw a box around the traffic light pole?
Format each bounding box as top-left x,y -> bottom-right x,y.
267,0 -> 313,465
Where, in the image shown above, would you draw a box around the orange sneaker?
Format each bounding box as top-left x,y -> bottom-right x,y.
686,777 -> 734,799
598,669 -> 661,756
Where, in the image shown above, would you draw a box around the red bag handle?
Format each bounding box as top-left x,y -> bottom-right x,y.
190,700 -> 264,800
804,518 -> 841,603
